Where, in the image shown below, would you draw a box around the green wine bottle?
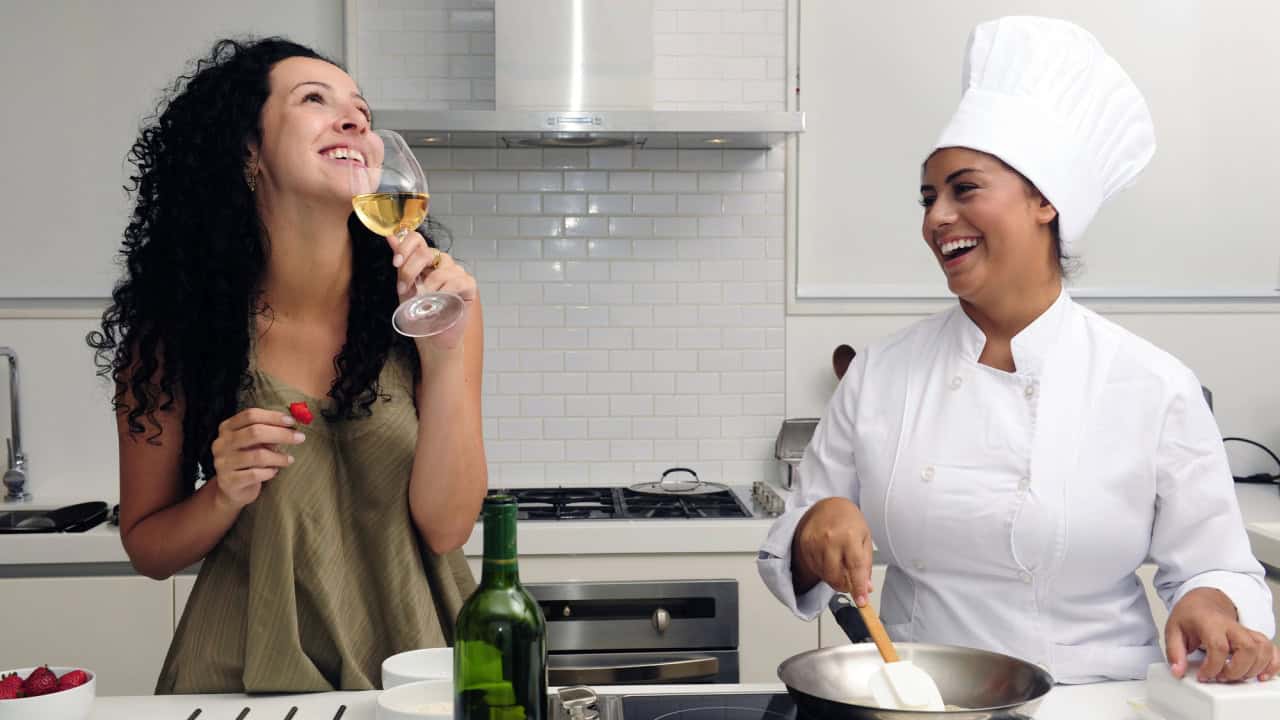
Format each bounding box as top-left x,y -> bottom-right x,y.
454,495 -> 547,720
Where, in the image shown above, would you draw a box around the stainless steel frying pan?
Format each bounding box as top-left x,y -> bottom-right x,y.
777,595 -> 1053,719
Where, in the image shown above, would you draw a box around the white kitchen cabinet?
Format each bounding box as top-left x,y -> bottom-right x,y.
0,576 -> 172,695
467,553 -> 821,683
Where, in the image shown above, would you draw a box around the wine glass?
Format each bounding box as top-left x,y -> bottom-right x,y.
350,129 -> 463,337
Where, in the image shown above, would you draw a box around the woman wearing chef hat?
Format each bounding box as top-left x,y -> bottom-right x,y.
759,16 -> 1278,684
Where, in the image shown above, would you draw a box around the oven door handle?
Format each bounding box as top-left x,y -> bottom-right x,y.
548,654 -> 720,685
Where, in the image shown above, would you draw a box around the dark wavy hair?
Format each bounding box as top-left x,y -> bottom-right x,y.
88,37 -> 442,495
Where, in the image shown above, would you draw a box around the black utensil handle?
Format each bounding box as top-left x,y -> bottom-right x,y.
827,593 -> 873,644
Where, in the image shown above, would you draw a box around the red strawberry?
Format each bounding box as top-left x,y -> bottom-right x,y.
23,666 -> 57,697
288,401 -> 314,425
0,673 -> 21,693
0,684 -> 24,700
57,669 -> 89,691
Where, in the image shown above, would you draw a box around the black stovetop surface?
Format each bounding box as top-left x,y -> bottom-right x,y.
488,486 -> 753,520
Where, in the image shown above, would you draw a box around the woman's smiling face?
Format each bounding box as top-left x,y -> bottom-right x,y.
920,147 -> 1060,303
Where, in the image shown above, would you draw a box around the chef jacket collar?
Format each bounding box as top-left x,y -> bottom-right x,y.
955,288 -> 1071,376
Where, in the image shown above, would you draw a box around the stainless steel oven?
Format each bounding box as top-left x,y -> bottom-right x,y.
528,580 -> 739,685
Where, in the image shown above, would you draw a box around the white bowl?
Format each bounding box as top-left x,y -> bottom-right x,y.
382,647 -> 453,689
377,678 -> 453,720
0,666 -> 96,720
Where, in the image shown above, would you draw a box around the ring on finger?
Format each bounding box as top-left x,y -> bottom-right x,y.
429,247 -> 443,269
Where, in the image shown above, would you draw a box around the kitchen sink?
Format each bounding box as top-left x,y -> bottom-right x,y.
0,501 -> 110,533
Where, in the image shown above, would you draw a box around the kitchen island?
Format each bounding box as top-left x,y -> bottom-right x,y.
86,681 -> 1151,720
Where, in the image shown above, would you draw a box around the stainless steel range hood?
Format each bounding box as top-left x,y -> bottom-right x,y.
370,0 -> 803,149
377,109 -> 805,150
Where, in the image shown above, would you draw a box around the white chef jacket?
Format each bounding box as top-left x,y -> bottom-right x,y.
758,290 -> 1274,684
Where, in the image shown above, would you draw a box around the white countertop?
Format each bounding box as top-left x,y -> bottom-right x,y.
86,681 -> 1152,720
6,485 -> 1280,568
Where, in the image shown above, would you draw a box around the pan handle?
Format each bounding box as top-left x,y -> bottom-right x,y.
827,593 -> 873,644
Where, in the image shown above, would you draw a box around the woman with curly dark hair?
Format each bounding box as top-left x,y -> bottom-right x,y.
87,37 -> 486,693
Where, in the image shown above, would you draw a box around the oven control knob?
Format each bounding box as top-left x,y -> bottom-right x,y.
652,607 -> 670,634
562,604 -> 571,617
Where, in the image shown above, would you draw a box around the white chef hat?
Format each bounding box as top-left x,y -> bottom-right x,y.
932,16 -> 1156,253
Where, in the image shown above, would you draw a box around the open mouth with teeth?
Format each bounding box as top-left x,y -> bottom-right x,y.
320,146 -> 367,166
939,237 -> 981,261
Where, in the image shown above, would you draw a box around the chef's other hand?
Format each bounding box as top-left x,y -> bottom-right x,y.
792,497 -> 874,607
1165,587 -> 1280,682
210,408 -> 304,511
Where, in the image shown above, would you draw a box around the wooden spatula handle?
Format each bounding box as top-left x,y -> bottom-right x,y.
857,603 -> 899,663
846,571 -> 898,663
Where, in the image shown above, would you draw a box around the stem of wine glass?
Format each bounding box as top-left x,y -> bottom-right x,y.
394,227 -> 427,296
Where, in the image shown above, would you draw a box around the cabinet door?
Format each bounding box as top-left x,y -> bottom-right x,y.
0,576 -> 173,695
477,554 -> 821,684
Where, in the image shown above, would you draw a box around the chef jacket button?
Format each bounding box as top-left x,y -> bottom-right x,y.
1018,477 -> 1030,491
950,376 -> 963,390
1019,571 -> 1033,584
921,466 -> 935,482
1024,384 -> 1036,399
914,559 -> 927,572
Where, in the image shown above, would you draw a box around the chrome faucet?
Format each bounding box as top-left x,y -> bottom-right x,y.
0,347 -> 29,502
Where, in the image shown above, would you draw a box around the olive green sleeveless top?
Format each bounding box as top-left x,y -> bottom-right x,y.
156,352 -> 476,694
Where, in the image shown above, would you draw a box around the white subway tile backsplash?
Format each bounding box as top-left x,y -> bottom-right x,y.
609,305 -> 654,327
564,261 -> 611,282
498,149 -> 544,169
588,194 -> 633,215
519,172 -> 564,192
633,282 -> 678,304
544,238 -> 588,259
544,283 -> 589,304
631,372 -> 675,393
699,393 -> 744,416
543,149 -> 591,169
590,417 -> 633,439
612,395 -> 655,417
564,171 -> 610,192
653,306 -> 698,327
565,305 -> 609,327
566,396 -> 611,417
634,327 -> 678,349
587,238 -> 632,258
588,148 -> 634,169
588,327 -> 633,350
356,1 -> 787,484
519,306 -> 565,328
518,217 -> 564,237
545,418 -> 589,439
545,193 -> 588,215
497,238 -> 542,259
678,194 -> 722,216
522,395 -> 565,417
498,194 -> 542,214
544,327 -> 590,348
543,373 -> 588,394
609,218 -> 654,237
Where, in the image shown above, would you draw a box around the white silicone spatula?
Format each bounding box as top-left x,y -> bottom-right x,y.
849,573 -> 946,711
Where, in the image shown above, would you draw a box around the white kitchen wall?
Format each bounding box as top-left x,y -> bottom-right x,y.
355,0 -> 787,110
419,144 -> 787,487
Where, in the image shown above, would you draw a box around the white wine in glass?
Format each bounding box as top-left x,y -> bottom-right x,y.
350,129 -> 463,338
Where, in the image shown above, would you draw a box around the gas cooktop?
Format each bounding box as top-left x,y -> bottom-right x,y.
486,485 -> 776,520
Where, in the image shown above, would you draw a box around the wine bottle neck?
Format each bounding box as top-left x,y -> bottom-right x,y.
481,497 -> 520,587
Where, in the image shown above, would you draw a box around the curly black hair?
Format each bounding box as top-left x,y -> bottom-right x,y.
88,37 -> 443,495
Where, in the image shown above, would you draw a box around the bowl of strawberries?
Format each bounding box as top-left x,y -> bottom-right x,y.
0,665 -> 95,720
